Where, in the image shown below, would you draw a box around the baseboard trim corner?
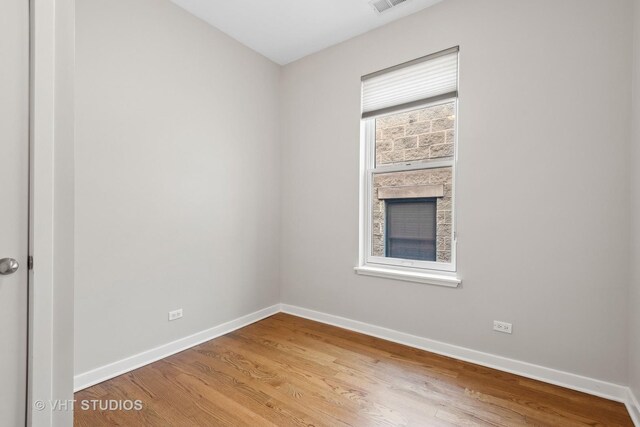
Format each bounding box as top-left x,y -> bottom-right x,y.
279,304 -> 630,406
626,388 -> 640,426
73,304 -> 281,392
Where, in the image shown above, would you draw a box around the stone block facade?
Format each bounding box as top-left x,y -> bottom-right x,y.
372,102 -> 455,263
375,102 -> 456,166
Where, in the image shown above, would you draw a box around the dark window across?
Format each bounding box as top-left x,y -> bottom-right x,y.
385,198 -> 437,261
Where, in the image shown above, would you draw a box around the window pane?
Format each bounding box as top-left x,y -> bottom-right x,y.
386,199 -> 437,261
375,102 -> 455,167
372,168 -> 452,263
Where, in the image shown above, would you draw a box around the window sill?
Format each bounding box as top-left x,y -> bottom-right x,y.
354,265 -> 461,288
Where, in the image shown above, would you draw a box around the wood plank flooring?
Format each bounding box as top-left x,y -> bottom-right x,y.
74,313 -> 633,426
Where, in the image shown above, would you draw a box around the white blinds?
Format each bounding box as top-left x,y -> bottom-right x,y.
361,47 -> 459,119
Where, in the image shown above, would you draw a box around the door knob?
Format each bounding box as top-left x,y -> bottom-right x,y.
0,258 -> 19,275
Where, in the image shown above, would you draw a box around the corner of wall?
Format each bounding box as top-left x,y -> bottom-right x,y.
277,63 -> 288,304
630,0 -> 640,410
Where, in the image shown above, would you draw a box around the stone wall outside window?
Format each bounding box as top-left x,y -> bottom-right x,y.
372,102 -> 455,263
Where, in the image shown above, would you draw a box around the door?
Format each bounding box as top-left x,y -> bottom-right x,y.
0,0 -> 30,425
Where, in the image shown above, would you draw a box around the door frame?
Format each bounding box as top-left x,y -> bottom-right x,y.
28,0 -> 75,425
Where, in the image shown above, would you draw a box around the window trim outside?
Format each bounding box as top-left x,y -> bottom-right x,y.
385,197 -> 438,261
357,97 -> 461,286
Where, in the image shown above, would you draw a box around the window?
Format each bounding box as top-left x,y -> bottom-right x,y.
386,198 -> 437,261
357,47 -> 460,285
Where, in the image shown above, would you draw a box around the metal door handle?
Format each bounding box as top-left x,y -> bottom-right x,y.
0,258 -> 19,275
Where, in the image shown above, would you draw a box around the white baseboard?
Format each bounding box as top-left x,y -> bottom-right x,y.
73,301 -> 639,426
280,304 -> 634,409
627,388 -> 640,426
73,304 -> 280,392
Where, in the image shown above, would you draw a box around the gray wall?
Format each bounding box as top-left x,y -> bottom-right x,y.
75,0 -> 639,394
54,0 -> 75,424
280,0 -> 633,384
631,0 -> 640,404
75,0 -> 281,374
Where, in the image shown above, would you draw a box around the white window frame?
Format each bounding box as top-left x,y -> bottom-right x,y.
356,97 -> 461,287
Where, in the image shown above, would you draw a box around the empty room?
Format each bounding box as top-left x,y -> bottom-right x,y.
2,0 -> 640,425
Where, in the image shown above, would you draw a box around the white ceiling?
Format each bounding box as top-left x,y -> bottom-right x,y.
170,0 -> 443,65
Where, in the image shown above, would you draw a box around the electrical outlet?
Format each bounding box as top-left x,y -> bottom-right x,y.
493,320 -> 512,334
168,309 -> 183,321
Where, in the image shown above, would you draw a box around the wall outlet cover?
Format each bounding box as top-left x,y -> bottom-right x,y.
493,320 -> 512,334
169,309 -> 183,321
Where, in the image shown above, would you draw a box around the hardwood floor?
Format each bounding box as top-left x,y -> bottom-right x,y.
74,313 -> 633,426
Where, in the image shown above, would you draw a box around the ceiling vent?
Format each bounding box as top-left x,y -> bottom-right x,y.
369,0 -> 407,14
